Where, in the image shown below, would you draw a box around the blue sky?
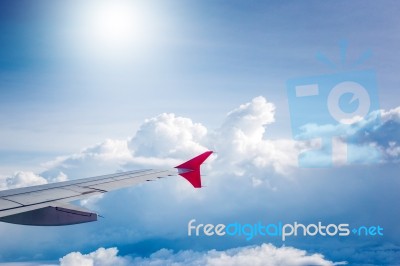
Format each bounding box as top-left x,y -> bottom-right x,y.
0,0 -> 399,265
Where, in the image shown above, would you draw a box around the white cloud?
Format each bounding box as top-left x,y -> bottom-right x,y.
0,170 -> 68,191
204,244 -> 341,266
29,96 -> 300,190
60,247 -> 129,266
59,244 -> 342,266
81,139 -> 133,162
212,96 -> 298,175
295,106 -> 400,164
4,96 -> 399,203
386,141 -> 400,158
381,106 -> 400,122
4,171 -> 48,189
221,96 -> 275,142
40,139 -> 133,180
128,113 -> 208,158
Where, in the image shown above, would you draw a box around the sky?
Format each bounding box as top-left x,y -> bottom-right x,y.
0,0 -> 399,265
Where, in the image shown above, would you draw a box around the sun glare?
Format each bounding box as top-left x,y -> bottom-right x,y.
75,0 -> 160,59
89,2 -> 138,46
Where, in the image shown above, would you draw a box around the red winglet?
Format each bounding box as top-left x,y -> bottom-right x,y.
175,151 -> 213,188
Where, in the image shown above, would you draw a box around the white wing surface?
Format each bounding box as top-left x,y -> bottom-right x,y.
0,151 -> 212,226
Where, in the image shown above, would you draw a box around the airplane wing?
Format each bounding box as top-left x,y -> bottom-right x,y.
0,151 -> 213,226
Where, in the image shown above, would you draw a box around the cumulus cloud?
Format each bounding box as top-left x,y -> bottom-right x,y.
2,96 -> 399,188
297,106 -> 400,164
0,170 -> 68,191
60,247 -> 129,266
128,96 -> 299,176
41,139 -> 133,179
129,113 -> 208,158
3,95 -> 399,193
220,96 -> 275,142
212,96 -> 299,175
0,171 -> 48,190
204,244 -> 341,266
59,244 -> 341,266
351,107 -> 400,161
14,96 -> 300,192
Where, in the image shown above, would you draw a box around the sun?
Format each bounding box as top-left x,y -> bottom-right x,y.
63,0 -> 171,64
78,0 -> 158,57
88,2 -> 139,47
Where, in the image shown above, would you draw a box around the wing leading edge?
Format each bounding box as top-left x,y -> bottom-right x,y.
0,151 -> 213,226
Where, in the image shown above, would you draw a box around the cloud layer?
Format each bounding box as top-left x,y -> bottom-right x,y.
0,96 -> 399,265
60,247 -> 128,266
0,96 -> 300,191
59,244 -> 341,266
7,96 -> 399,191
297,106 -> 400,165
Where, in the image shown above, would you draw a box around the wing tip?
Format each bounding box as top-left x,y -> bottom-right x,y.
175,151 -> 213,188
